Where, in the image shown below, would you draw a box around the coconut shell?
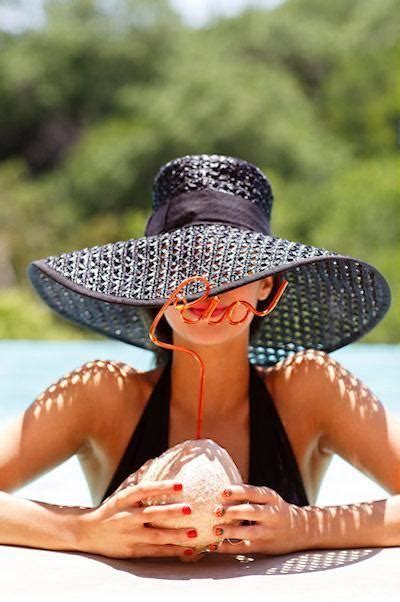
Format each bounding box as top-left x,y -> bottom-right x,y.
139,438 -> 244,554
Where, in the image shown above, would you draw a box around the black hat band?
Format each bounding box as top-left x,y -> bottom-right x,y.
144,189 -> 271,236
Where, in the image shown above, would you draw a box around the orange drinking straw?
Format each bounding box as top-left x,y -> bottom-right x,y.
148,274 -> 289,440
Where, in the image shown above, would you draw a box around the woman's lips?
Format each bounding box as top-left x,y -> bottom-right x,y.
188,306 -> 227,317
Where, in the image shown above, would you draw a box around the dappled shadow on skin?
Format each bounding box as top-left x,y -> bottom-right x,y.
26,358 -> 139,430
66,546 -> 382,579
277,349 -> 384,429
276,348 -> 391,473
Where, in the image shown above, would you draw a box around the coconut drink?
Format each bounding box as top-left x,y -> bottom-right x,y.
139,438 -> 244,554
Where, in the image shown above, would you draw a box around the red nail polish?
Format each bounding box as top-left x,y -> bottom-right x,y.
187,529 -> 197,538
222,489 -> 232,497
184,549 -> 193,555
182,506 -> 192,514
173,483 -> 183,491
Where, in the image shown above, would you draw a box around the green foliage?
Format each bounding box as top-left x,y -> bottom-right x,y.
58,118 -> 159,218
269,154 -> 399,342
0,0 -> 397,342
319,45 -> 397,155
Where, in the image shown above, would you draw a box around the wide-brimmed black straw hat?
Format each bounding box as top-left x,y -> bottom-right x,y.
28,154 -> 391,367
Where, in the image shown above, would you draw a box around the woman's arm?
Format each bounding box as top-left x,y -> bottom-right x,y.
308,350 -> 400,495
0,359 -> 131,493
0,490 -> 90,551
295,495 -> 400,550
214,352 -> 400,557
295,350 -> 400,550
0,359 -> 121,548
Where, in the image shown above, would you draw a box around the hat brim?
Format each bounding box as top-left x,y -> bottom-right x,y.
28,222 -> 391,366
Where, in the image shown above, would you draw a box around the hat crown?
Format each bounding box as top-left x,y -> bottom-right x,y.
152,154 -> 274,222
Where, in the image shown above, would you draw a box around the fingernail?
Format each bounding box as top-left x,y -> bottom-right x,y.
222,488 -> 232,497
182,506 -> 192,515
215,527 -> 224,536
187,529 -> 197,538
173,483 -> 183,491
215,506 -> 225,517
184,549 -> 193,555
208,544 -> 218,552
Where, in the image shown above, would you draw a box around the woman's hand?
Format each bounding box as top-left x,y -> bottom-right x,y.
208,484 -> 306,556
78,478 -> 200,560
103,457 -> 154,501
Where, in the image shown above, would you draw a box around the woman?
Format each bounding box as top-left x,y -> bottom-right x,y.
1,154 -> 399,561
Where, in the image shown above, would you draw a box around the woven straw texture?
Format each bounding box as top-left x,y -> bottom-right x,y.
152,154 -> 274,218
29,222 -> 391,367
28,154 -> 391,367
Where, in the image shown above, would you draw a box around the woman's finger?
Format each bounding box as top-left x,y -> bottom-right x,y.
116,501 -> 193,526
138,525 -> 199,546
113,480 -> 183,509
221,484 -> 278,504
140,502 -> 193,520
213,523 -> 267,542
212,539 -> 254,554
217,502 -> 270,522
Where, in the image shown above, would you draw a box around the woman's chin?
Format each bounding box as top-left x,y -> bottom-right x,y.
178,328 -> 246,347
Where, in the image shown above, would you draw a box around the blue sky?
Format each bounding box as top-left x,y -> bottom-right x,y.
171,0 -> 284,27
0,0 -> 284,31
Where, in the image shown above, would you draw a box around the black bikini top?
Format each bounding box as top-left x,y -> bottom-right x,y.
101,356 -> 310,507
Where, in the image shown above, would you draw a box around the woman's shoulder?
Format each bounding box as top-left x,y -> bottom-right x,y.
75,358 -> 153,439
256,349 -> 331,386
65,358 -> 147,415
71,358 -> 147,388
77,358 -> 141,377
254,349 -> 332,418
